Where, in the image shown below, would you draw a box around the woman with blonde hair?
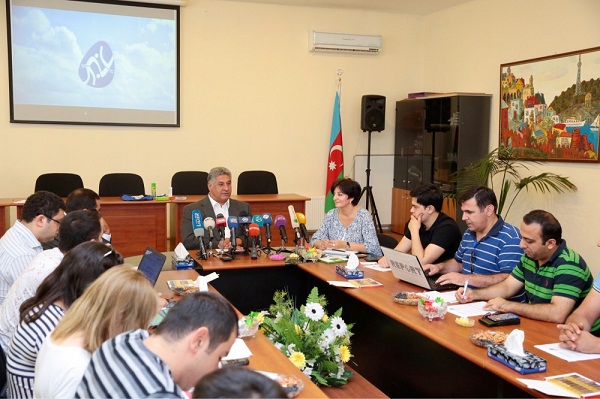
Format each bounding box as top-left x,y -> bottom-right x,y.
34,266 -> 160,398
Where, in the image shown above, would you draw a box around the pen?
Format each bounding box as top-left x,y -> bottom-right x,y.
462,280 -> 468,300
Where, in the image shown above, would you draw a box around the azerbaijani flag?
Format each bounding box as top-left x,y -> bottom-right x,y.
325,90 -> 343,213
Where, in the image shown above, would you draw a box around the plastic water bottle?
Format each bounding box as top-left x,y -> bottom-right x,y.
151,182 -> 156,198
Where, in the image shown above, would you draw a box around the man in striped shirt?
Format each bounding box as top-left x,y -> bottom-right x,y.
423,186 -> 524,293
0,191 -> 65,305
456,210 -> 593,323
76,291 -> 238,398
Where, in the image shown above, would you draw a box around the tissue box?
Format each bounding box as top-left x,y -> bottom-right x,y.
487,344 -> 547,374
335,265 -> 364,279
171,255 -> 194,270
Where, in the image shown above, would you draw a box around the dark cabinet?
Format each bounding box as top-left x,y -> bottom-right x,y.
392,94 -> 491,233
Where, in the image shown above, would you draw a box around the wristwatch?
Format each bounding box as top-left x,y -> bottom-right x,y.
345,241 -> 350,251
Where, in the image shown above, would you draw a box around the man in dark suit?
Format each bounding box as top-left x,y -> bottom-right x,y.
181,167 -> 251,249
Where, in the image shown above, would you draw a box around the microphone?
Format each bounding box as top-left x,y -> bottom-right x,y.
191,210 -> 207,259
238,211 -> 251,237
215,213 -> 227,241
204,217 -> 215,249
249,223 -> 260,259
274,215 -> 288,244
262,213 -> 273,244
252,215 -> 264,248
296,212 -> 310,243
227,216 -> 238,252
288,205 -> 302,243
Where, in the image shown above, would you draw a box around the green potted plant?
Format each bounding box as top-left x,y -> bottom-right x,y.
451,145 -> 577,218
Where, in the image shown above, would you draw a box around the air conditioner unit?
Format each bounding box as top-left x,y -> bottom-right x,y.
310,31 -> 381,54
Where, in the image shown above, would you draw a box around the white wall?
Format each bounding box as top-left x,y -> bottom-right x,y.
423,0 -> 600,274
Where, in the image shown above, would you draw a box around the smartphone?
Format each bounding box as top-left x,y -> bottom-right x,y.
479,312 -> 520,327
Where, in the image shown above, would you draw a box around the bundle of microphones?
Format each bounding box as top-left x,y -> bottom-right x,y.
191,205 -> 310,261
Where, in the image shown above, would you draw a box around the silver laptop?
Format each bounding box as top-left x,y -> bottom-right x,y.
381,247 -> 460,291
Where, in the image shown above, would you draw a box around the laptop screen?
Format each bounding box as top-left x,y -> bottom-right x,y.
137,247 -> 166,286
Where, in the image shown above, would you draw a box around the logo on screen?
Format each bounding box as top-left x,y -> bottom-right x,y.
79,41 -> 115,88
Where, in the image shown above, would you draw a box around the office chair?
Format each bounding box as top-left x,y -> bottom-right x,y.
237,170 -> 278,195
171,171 -> 209,195
98,173 -> 145,197
34,173 -> 84,197
377,233 -> 399,249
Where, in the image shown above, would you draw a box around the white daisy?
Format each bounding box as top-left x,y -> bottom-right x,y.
319,328 -> 335,349
304,302 -> 324,321
330,316 -> 348,337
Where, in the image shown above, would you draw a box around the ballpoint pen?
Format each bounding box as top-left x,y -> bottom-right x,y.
462,280 -> 468,300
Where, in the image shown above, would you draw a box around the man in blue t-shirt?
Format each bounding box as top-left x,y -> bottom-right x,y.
423,186 -> 524,297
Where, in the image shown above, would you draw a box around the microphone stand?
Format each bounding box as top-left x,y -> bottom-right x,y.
196,237 -> 208,260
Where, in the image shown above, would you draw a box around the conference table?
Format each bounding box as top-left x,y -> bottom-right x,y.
175,250 -> 600,398
155,269 -> 328,399
10,193 -> 308,257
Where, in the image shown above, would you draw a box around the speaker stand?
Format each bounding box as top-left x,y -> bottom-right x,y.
359,130 -> 383,233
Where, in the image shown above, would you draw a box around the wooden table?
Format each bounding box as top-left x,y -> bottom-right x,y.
169,194 -> 310,248
298,262 -> 600,397
155,269 -> 327,399
0,198 -> 13,237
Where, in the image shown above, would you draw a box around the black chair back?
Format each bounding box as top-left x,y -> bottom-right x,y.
99,173 -> 145,197
378,233 -> 399,249
34,173 -> 84,197
171,171 -> 209,195
237,170 -> 278,195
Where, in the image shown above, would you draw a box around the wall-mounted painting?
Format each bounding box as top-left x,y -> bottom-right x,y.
500,47 -> 600,162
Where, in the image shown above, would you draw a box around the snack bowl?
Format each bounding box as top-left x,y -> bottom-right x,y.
238,316 -> 260,338
275,374 -> 304,398
167,280 -> 198,296
469,329 -> 508,348
455,316 -> 475,327
298,248 -> 323,263
417,298 -> 447,321
393,291 -> 427,306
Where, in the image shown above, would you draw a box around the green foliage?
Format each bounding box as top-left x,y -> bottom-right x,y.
261,287 -> 354,386
452,146 -> 577,218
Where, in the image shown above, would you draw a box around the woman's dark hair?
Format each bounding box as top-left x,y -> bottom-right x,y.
330,178 -> 361,206
19,242 -> 123,323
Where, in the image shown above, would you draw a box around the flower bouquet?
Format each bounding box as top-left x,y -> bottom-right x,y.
261,287 -> 354,386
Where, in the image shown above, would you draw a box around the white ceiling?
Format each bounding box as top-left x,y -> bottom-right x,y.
217,0 -> 473,15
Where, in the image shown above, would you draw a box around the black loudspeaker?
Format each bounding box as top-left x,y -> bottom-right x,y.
361,94 -> 386,132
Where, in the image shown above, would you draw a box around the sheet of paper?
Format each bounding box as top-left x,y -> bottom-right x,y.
446,301 -> 488,317
221,338 -> 253,360
427,290 -> 458,303
327,281 -> 359,288
361,263 -> 392,272
516,378 -> 577,398
534,343 -> 600,362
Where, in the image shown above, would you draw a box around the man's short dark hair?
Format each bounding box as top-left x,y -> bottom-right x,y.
21,191 -> 66,223
410,183 -> 443,212
155,291 -> 237,351
522,209 -> 562,244
58,210 -> 102,253
330,178 -> 361,206
66,188 -> 100,213
458,185 -> 498,213
193,367 -> 287,398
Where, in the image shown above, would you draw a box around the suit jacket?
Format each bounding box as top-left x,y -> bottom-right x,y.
181,196 -> 252,249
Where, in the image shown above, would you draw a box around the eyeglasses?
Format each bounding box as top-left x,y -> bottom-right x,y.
46,216 -> 62,225
469,251 -> 476,274
103,249 -> 113,258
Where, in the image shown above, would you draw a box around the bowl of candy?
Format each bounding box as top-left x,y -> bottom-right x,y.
275,374 -> 304,398
298,247 -> 323,263
238,313 -> 261,338
417,297 -> 447,321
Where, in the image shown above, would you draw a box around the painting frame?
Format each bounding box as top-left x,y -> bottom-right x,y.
499,46 -> 600,162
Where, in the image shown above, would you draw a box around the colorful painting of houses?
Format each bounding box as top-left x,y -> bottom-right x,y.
500,48 -> 600,162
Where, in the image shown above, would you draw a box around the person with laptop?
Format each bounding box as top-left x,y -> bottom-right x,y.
378,184 -> 461,268
557,239 -> 600,353
311,178 -> 382,256
181,167 -> 251,250
75,291 -> 238,398
422,186 -> 524,295
456,210 -> 593,324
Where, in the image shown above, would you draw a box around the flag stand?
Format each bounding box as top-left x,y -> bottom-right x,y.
359,129 -> 383,233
